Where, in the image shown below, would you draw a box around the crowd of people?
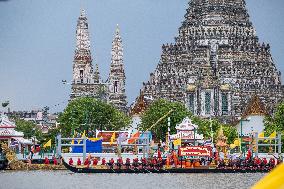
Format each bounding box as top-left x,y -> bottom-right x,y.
66,149 -> 282,170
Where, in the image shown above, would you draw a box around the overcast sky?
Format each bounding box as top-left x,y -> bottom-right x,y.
0,0 -> 283,113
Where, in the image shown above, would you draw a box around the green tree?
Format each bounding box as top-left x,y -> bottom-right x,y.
58,97 -> 131,137
191,116 -> 237,144
15,119 -> 43,142
140,99 -> 191,141
264,102 -> 284,134
140,98 -> 237,143
264,102 -> 284,151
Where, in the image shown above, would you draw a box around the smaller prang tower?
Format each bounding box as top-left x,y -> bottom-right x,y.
71,9 -> 107,100
108,25 -> 128,112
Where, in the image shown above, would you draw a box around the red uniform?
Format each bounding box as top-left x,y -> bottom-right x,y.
262,158 -> 268,165
77,158 -> 81,166
246,150 -> 252,160
269,158 -> 275,167
101,158 -> 106,165
69,158 -> 73,165
84,159 -> 89,166
158,150 -> 162,159
126,158 -> 131,164
44,157 -> 49,165
254,157 -> 261,166
117,158 -> 123,164
93,158 -> 98,166
53,158 -> 58,165
110,158 -> 115,164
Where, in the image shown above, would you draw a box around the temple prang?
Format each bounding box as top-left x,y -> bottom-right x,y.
139,0 -> 284,123
71,10 -> 128,112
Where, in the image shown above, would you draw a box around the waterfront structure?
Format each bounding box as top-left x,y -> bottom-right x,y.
0,115 -> 32,148
169,117 -> 203,142
236,95 -> 266,136
139,0 -> 284,122
71,10 -> 128,112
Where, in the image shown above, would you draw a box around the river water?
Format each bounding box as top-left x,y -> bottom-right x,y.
0,170 -> 264,189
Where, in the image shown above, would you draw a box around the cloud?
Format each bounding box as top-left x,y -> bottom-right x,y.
0,0 -> 11,2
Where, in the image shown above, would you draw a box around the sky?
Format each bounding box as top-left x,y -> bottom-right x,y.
0,0 -> 284,113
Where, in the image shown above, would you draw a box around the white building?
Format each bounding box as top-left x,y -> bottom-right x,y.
236,95 -> 267,136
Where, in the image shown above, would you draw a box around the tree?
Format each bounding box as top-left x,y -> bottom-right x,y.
140,99 -> 191,141
15,119 -> 43,142
192,117 -> 238,145
140,98 -> 237,143
58,97 -> 131,137
264,102 -> 284,151
264,102 -> 284,134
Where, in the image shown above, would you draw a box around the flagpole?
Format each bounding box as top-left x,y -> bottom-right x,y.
210,117 -> 213,141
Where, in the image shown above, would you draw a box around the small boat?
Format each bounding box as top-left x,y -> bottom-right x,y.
62,159 -> 270,174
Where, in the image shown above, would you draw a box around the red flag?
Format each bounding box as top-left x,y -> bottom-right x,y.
128,132 -> 140,144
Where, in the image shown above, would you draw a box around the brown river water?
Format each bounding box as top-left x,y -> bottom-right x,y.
0,170 -> 265,189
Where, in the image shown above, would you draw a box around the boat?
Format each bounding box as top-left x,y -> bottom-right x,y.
62,159 -> 270,174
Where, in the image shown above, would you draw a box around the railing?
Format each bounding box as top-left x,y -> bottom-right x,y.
56,134 -> 87,161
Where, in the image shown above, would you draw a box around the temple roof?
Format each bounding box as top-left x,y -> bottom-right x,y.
130,92 -> 150,116
0,115 -> 16,128
175,117 -> 198,131
242,95 -> 267,118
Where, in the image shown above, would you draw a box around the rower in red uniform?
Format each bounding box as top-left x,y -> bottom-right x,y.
84,158 -> 90,168
133,157 -> 139,168
77,158 -> 81,166
158,149 -> 162,159
125,158 -> 131,169
152,156 -> 158,169
44,157 -> 50,165
254,157 -> 261,168
93,158 -> 98,166
69,158 -> 74,166
269,158 -> 275,168
53,156 -> 58,165
101,158 -> 106,165
109,158 -> 115,169
117,157 -> 123,169
141,157 -> 147,169
262,158 -> 268,167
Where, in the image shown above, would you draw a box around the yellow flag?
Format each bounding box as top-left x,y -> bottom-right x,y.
43,139 -> 51,148
258,132 -> 264,138
234,139 -> 240,146
269,131 -> 277,139
173,138 -> 181,146
82,130 -> 86,137
265,131 -> 277,143
110,132 -> 116,145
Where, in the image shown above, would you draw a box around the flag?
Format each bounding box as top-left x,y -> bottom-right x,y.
82,130 -> 86,137
110,132 -> 116,145
265,131 -> 277,143
173,138 -> 181,146
128,131 -> 140,144
43,139 -> 51,148
234,139 -> 240,146
269,131 -> 277,139
258,132 -> 264,138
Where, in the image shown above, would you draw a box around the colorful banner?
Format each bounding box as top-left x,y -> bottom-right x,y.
179,146 -> 212,157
